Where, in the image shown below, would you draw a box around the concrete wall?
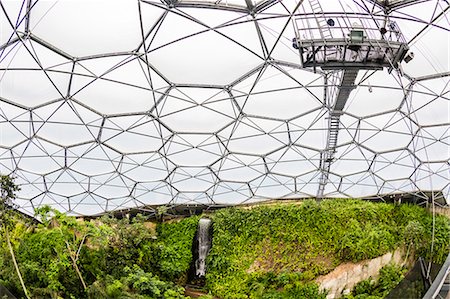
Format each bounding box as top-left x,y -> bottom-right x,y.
315,248 -> 407,299
433,206 -> 450,219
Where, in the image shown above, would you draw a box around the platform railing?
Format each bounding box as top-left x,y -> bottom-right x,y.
294,13 -> 407,44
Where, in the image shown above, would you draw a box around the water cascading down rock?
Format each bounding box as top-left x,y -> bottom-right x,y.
193,218 -> 212,278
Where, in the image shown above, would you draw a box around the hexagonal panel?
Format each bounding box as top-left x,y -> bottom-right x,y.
67,143 -> 120,176
165,133 -> 224,166
169,167 -> 216,193
251,174 -> 295,199
220,117 -> 289,155
357,112 -> 415,152
13,139 -> 64,174
209,182 -> 251,205
372,150 -> 418,181
146,18 -> 262,85
158,88 -> 237,133
120,153 -> 172,182
211,153 -> 265,181
102,115 -> 170,153
266,146 -> 319,177
33,101 -> 101,146
30,1 -> 142,57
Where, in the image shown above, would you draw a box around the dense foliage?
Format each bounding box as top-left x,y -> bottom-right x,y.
0,192 -> 448,299
0,175 -> 29,298
0,208 -> 198,299
205,199 -> 450,299
156,217 -> 201,281
86,265 -> 187,299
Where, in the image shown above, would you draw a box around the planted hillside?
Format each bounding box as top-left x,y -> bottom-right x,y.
205,199 -> 450,299
0,199 -> 448,299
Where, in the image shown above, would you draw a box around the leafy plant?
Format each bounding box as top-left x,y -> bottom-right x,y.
0,174 -> 29,298
86,265 -> 188,299
155,216 -> 200,281
343,264 -> 407,299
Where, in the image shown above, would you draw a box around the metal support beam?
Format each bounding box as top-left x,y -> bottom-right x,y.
415,71 -> 450,82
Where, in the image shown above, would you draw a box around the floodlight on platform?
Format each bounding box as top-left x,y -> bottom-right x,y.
404,52 -> 414,63
349,29 -> 364,43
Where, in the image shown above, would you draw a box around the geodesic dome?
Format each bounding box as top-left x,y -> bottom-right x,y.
0,0 -> 449,216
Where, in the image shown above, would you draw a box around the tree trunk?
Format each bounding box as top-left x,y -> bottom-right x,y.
65,241 -> 87,290
5,228 -> 30,299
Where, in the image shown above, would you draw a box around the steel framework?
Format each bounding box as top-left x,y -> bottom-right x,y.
0,0 -> 449,216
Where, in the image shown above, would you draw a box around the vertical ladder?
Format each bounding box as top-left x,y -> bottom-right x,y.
317,69 -> 358,199
309,0 -> 332,40
317,114 -> 339,199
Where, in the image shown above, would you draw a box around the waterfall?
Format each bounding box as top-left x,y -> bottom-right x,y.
194,218 -> 212,278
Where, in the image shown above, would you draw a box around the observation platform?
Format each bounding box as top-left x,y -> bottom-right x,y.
293,13 -> 410,72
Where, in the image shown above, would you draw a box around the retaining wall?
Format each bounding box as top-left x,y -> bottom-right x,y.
315,248 -> 408,299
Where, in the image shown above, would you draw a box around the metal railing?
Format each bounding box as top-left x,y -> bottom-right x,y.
294,13 -> 407,44
423,252 -> 450,299
0,284 -> 16,299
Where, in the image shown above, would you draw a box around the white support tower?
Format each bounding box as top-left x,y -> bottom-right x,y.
293,12 -> 411,199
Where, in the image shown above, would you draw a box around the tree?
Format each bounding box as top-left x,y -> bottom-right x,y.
0,174 -> 30,298
34,206 -> 103,293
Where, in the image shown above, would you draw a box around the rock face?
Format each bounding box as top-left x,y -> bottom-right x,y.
315,248 -> 406,299
434,207 -> 450,219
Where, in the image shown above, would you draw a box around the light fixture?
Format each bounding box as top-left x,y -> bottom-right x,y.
348,29 -> 364,51
292,37 -> 299,49
349,29 -> 364,43
404,52 -> 414,63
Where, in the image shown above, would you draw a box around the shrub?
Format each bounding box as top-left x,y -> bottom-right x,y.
344,264 -> 407,299
155,216 -> 200,281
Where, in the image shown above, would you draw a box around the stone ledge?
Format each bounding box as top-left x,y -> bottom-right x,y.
315,248 -> 409,299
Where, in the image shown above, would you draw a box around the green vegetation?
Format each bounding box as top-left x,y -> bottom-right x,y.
0,175 -> 449,299
343,264 -> 407,299
86,265 -> 187,299
156,217 -> 200,282
205,199 -> 450,299
0,175 -> 29,298
0,198 -> 198,298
